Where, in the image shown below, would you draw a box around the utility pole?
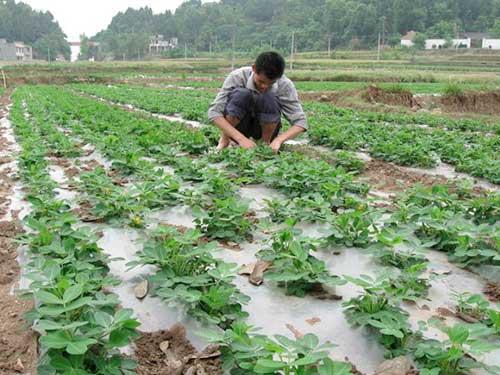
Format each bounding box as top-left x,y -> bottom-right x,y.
381,16 -> 386,47
231,25 -> 236,70
184,43 -> 187,59
377,33 -> 381,61
290,31 -> 295,70
1,69 -> 7,89
47,46 -> 51,63
327,33 -> 332,57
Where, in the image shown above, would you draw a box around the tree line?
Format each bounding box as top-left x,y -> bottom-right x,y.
4,0 -> 500,62
90,0 -> 500,59
0,0 -> 70,61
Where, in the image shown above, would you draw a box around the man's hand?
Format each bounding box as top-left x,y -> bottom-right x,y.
269,138 -> 282,153
238,137 -> 257,149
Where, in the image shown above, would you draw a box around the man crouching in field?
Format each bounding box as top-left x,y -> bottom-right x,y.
208,51 -> 307,153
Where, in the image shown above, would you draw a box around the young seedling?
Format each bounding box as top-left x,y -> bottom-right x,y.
257,223 -> 344,297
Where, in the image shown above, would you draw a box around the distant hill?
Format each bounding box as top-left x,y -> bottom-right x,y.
0,0 -> 70,60
92,0 -> 500,59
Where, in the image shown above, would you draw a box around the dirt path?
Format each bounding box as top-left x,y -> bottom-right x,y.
360,159 -> 449,192
0,91 -> 38,374
134,325 -> 222,375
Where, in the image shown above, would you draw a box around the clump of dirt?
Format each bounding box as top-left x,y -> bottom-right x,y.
361,159 -> 448,192
134,324 -> 222,375
0,155 -> 12,164
156,223 -> 190,234
440,91 -> 500,115
49,157 -> 72,168
49,156 -> 81,178
0,95 -> 38,373
484,282 -> 500,303
0,220 -> 37,374
309,283 -> 343,300
0,167 -> 15,218
79,159 -> 102,171
345,357 -> 365,375
73,200 -> 105,223
300,90 -> 360,105
362,85 -> 417,108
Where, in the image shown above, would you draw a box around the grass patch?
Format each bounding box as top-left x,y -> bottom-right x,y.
443,83 -> 465,96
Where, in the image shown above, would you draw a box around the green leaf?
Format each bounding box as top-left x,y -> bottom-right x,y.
43,261 -> 61,280
66,338 -> 97,355
94,311 -> 114,328
40,331 -> 70,349
35,290 -> 63,305
380,328 -> 404,338
301,333 -> 320,349
63,285 -> 83,304
447,325 -> 469,345
420,368 -> 440,375
108,328 -> 132,348
319,359 -> 352,375
114,308 -> 134,323
253,358 -> 287,373
39,296 -> 92,316
196,329 -> 225,343
36,320 -> 88,331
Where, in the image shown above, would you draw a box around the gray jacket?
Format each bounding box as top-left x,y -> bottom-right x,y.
207,66 -> 307,129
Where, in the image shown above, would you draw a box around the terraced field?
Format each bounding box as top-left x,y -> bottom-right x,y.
0,76 -> 499,375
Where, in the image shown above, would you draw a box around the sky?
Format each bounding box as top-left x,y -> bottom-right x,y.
18,0 -> 211,41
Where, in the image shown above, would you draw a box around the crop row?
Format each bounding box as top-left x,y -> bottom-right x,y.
21,85 -> 359,373
132,79 -> 500,96
71,83 -> 500,135
308,106 -> 499,183
34,83 -> 499,271
16,85 -> 500,374
70,83 -> 213,122
10,88 -> 140,375
68,84 -> 499,184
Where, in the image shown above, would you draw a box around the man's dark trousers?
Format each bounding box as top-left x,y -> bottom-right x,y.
223,87 -> 282,141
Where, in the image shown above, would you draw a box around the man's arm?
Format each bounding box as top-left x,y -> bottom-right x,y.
212,116 -> 256,149
208,68 -> 256,149
270,79 -> 307,152
270,125 -> 305,153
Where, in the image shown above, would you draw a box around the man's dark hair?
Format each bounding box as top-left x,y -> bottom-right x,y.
255,51 -> 285,80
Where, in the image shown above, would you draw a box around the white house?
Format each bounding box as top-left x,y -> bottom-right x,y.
425,39 -> 447,49
0,39 -> 32,61
149,35 -> 178,54
425,38 -> 471,49
451,38 -> 471,48
482,38 -> 500,49
400,31 -> 416,47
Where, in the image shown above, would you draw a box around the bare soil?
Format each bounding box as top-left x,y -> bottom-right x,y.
362,85 -> 417,108
484,282 -> 500,303
440,91 -> 500,115
134,324 -> 222,375
0,91 -> 38,374
300,89 -> 361,106
302,86 -> 500,127
360,159 -> 448,192
0,219 -> 38,375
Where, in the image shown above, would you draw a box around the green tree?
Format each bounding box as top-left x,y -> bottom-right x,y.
32,32 -> 70,61
413,33 -> 426,49
88,0 -> 500,57
0,0 -> 70,60
489,18 -> 500,37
